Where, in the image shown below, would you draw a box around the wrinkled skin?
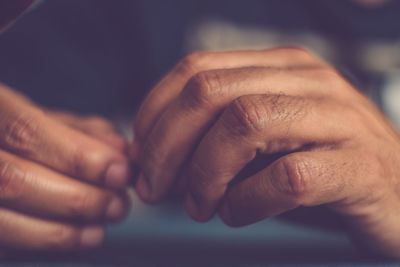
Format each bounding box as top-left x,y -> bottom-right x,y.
0,84 -> 131,257
133,48 -> 400,258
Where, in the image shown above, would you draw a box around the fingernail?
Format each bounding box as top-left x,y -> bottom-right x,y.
106,197 -> 125,221
80,226 -> 105,249
219,200 -> 233,226
135,172 -> 151,201
185,193 -> 199,219
105,162 -> 129,189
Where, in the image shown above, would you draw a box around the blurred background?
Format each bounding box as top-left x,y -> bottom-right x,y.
1,0 -> 400,265
1,0 -> 399,118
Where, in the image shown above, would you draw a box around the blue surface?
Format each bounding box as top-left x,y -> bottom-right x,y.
3,193 -> 399,266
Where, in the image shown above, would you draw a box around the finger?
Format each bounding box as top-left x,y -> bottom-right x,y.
0,87 -> 130,189
217,150 -> 364,227
47,111 -> 127,153
47,111 -> 120,135
0,149 -> 127,222
92,135 -> 127,154
184,94 -> 358,221
136,66 -> 341,202
0,207 -> 105,251
134,48 -> 322,144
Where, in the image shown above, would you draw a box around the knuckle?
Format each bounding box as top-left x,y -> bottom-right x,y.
317,68 -> 344,84
46,225 -> 80,251
223,95 -> 307,138
2,114 -> 41,156
280,46 -> 314,60
224,95 -> 268,135
182,71 -> 224,108
0,161 -> 26,202
313,67 -> 355,94
178,51 -> 210,76
267,46 -> 325,66
272,156 -> 313,200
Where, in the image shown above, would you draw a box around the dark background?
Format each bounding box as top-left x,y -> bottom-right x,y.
0,0 -> 399,117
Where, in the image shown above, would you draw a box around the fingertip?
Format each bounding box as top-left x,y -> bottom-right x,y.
185,193 -> 199,219
218,200 -> 234,227
135,172 -> 152,202
79,226 -> 105,250
185,192 -> 215,223
104,161 -> 130,189
185,193 -> 213,223
105,197 -> 126,222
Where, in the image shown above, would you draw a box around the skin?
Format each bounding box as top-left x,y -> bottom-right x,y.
0,83 -> 131,257
133,48 -> 400,258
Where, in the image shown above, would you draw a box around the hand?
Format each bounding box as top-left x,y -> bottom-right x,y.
47,110 -> 127,153
0,84 -> 131,256
133,48 -> 400,258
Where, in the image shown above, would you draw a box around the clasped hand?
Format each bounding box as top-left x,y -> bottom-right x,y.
133,48 -> 400,258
